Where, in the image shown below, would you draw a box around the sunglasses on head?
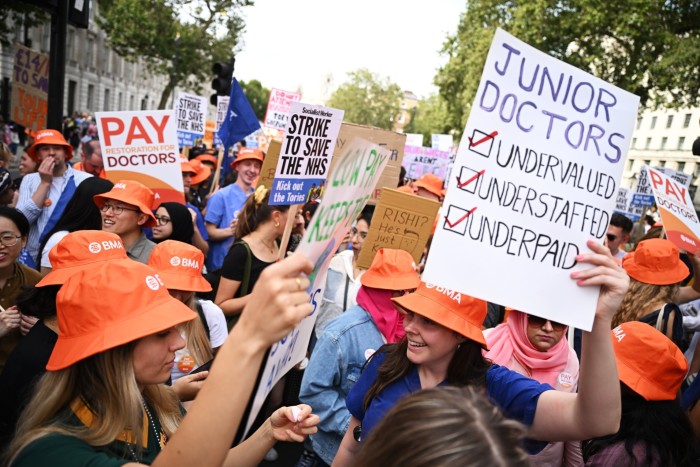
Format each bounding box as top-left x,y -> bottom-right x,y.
527,314 -> 566,330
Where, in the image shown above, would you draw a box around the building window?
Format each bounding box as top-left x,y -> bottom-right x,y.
684,113 -> 692,128
645,138 -> 651,149
666,115 -> 674,128
644,160 -> 651,167
85,38 -> 94,67
679,136 -> 686,150
87,84 -> 95,110
636,117 -> 642,129
661,137 -> 668,150
632,138 -> 637,149
118,92 -> 123,110
678,162 -> 686,173
659,160 -> 666,167
104,89 -> 111,111
129,95 -> 135,110
67,80 -> 77,116
651,116 -> 657,129
67,29 -> 75,61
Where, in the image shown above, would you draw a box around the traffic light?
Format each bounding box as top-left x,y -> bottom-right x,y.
211,58 -> 235,106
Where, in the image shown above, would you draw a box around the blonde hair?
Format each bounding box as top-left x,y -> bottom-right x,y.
6,343 -> 182,465
612,278 -> 679,328
182,295 -> 214,365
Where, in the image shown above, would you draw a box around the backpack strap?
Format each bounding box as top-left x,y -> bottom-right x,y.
195,300 -> 211,341
235,240 -> 253,297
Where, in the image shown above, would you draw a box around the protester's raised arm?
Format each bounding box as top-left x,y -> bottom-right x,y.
530,240 -> 628,441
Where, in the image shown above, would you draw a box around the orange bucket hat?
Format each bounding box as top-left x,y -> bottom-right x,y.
360,248 -> 420,291
396,185 -> 416,195
622,238 -> 689,285
611,321 -> 688,401
27,129 -> 74,162
188,158 -> 212,186
147,240 -> 212,292
37,231 -> 127,287
180,154 -> 196,174
46,260 -> 196,370
231,148 -> 264,169
194,154 -> 218,168
414,174 -> 443,199
93,180 -> 157,228
393,282 -> 489,349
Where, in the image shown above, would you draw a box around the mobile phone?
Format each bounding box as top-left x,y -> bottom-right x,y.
188,359 -> 213,374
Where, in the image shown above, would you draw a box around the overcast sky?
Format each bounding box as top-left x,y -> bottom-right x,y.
234,0 -> 465,103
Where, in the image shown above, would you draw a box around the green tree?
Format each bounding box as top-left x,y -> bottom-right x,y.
98,0 -> 253,109
327,68 -> 402,130
240,79 -> 270,121
436,0 -> 700,139
0,2 -> 47,48
404,94 -> 451,146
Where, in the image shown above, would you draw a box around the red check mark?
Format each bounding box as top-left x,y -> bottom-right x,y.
444,207 -> 477,229
457,170 -> 485,189
468,131 -> 498,148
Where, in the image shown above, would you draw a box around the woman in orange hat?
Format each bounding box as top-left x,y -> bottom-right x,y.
616,238 -> 689,349
148,240 -> 227,384
215,186 -> 289,322
6,255 -> 320,466
582,322 -> 696,466
333,241 -> 629,466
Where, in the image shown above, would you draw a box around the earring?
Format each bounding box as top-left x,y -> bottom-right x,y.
275,222 -> 280,227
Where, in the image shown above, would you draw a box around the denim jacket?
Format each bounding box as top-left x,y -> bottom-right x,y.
299,306 -> 384,465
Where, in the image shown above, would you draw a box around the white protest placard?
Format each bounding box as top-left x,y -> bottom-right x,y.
269,102 -> 344,205
647,167 -> 700,254
431,133 -> 453,152
213,96 -> 229,147
402,145 -> 451,180
657,166 -> 692,188
96,110 -> 185,207
405,133 -> 424,147
175,92 -> 207,147
243,138 -> 390,436
264,88 -> 302,131
422,28 -> 639,331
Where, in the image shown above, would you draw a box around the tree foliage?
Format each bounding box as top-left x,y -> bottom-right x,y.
327,69 -> 402,130
436,0 -> 700,138
240,79 -> 269,121
404,94 -> 451,146
0,2 -> 47,48
98,0 -> 253,109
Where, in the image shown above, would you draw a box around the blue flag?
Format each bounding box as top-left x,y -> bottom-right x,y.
217,77 -> 261,176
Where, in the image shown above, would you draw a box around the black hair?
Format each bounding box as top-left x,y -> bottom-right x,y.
582,386 -> 699,466
154,202 -> 194,244
302,202 -> 318,228
0,207 -> 30,237
15,285 -> 61,320
610,212 -> 634,234
37,177 -> 114,265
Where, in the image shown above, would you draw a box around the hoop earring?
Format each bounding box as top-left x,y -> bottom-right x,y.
275,222 -> 280,228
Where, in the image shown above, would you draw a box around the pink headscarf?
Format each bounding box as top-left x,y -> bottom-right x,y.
483,310 -> 569,387
356,286 -> 405,343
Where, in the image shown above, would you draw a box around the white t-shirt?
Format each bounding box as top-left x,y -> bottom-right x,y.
41,230 -> 70,268
613,249 -> 628,261
171,300 -> 227,382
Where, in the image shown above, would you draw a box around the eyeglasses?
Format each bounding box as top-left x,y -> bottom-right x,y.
606,233 -> 617,242
0,233 -> 22,247
527,315 -> 566,331
100,204 -> 140,216
154,215 -> 171,226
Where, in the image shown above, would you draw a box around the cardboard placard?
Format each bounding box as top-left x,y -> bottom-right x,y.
243,137 -> 390,437
258,139 -> 282,190
96,110 -> 185,208
648,167 -> 700,254
402,145 -> 451,180
175,92 -> 207,147
422,28 -> 639,331
358,188 -> 440,269
10,44 -> 48,132
263,88 -> 302,131
331,122 -> 406,204
268,102 -> 344,205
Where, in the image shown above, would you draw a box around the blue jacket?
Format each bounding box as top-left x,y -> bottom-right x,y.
299,306 -> 384,465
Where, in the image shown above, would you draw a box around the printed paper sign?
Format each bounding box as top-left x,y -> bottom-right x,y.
648,167 -> 700,254
175,92 -> 207,147
657,166 -> 691,188
402,146 -> 451,180
422,28 -> 640,331
631,166 -> 656,207
358,188 -> 440,269
213,96 -> 229,147
264,88 -> 302,131
331,123 -> 407,204
614,187 -> 641,221
244,138 -> 390,437
96,110 -> 185,207
269,102 -> 344,205
431,133 -> 453,152
11,44 -> 48,132
405,133 -> 424,147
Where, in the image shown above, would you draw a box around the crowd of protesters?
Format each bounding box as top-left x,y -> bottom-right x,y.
0,120 -> 698,467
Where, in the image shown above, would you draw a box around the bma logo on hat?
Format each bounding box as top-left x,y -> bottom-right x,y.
114,183 -> 127,189
170,256 -> 200,269
88,242 -> 102,254
36,131 -> 54,140
145,274 -> 164,291
425,283 -> 462,304
170,256 -> 181,267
